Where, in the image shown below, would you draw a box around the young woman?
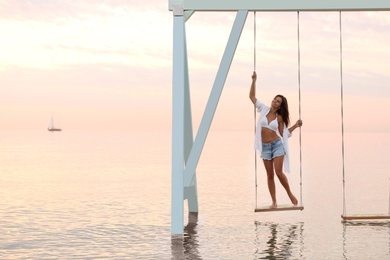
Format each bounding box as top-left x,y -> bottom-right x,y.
249,71 -> 303,208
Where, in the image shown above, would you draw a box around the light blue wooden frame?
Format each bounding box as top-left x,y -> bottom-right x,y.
170,0 -> 390,235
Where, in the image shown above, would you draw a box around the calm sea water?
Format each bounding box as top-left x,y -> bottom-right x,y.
0,130 -> 389,259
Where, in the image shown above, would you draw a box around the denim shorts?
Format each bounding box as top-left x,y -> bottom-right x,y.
261,138 -> 285,160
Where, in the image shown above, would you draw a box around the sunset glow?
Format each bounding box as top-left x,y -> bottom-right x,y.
0,2 -> 389,132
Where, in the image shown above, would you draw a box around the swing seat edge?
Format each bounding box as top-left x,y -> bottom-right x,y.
341,214 -> 390,221
254,205 -> 304,213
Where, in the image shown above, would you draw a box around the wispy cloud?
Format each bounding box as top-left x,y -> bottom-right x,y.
0,2 -> 388,131
0,1 -> 171,69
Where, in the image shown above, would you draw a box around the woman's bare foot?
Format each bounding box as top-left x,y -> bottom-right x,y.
270,202 -> 277,209
290,195 -> 298,206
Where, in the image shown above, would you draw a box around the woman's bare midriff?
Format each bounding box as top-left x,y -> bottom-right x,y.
261,128 -> 279,143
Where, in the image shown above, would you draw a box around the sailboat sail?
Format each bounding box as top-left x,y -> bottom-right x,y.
48,117 -> 62,131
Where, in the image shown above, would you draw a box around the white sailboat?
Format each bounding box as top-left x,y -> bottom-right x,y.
48,117 -> 62,131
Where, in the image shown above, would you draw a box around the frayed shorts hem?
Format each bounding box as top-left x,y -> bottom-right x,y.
261,138 -> 285,160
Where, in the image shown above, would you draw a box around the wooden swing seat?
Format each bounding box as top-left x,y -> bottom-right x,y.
341,214 -> 390,221
255,205 -> 304,213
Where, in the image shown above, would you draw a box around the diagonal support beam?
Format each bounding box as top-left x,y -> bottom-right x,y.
183,10 -> 248,187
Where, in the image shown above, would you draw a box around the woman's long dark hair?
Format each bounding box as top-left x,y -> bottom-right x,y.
276,94 -> 290,126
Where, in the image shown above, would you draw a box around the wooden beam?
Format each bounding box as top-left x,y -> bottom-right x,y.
169,0 -> 390,12
341,214 -> 390,220
255,205 -> 304,212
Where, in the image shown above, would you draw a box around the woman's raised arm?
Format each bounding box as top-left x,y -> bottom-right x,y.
249,71 -> 257,104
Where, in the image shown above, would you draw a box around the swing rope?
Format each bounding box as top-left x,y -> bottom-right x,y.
339,11 -> 347,217
254,11 -> 258,209
297,11 -> 303,207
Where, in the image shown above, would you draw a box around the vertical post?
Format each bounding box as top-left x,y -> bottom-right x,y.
183,23 -> 199,222
171,5 -> 185,236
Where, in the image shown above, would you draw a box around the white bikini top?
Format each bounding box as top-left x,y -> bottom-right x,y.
260,114 -> 278,132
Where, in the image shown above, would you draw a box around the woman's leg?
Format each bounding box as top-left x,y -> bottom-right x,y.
263,159 -> 277,208
273,155 -> 298,205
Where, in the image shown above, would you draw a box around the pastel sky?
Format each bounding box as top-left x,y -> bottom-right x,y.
0,1 -> 389,132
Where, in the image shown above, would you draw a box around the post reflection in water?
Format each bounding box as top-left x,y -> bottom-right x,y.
342,221 -> 390,259
171,213 -> 202,260
254,221 -> 304,259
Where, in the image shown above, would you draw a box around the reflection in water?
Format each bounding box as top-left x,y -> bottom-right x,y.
171,213 -> 202,260
254,221 -> 304,259
342,221 -> 390,259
